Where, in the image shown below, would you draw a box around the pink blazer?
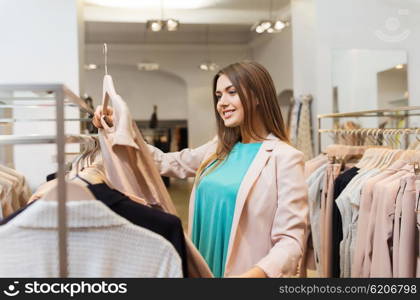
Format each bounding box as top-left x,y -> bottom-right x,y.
148,133 -> 309,277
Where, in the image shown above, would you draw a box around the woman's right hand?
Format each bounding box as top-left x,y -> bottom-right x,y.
92,105 -> 114,129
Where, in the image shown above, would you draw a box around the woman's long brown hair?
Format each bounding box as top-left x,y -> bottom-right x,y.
196,61 -> 290,180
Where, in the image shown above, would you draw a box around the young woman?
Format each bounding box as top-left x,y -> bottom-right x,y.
93,61 -> 308,278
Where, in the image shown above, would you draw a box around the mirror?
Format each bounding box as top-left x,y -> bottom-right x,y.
331,49 -> 408,128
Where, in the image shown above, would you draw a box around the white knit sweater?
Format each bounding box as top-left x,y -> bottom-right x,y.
0,200 -> 182,277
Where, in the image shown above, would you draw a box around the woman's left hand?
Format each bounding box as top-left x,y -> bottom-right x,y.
230,266 -> 268,278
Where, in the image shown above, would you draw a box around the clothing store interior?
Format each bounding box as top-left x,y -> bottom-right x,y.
0,0 -> 419,279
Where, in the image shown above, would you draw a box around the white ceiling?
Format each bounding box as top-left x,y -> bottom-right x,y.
84,0 -> 291,45
84,0 -> 291,25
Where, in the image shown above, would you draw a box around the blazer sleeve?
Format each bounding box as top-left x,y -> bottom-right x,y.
256,147 -> 309,277
147,138 -> 217,179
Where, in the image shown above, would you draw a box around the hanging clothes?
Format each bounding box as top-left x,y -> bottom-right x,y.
351,159 -> 407,277
396,175 -> 418,277
0,165 -> 31,219
305,154 -> 328,178
306,163 -> 328,275
0,199 -> 182,277
416,195 -> 420,277
299,154 -> 328,277
86,182 -> 188,277
97,87 -> 212,277
319,162 -> 341,277
336,167 -> 381,277
289,97 -> 301,146
306,142 -> 420,278
332,166 -> 360,277
361,166 -> 410,277
296,95 -> 314,161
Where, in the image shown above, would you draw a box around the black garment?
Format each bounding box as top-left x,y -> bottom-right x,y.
46,172 -> 57,182
332,167 -> 359,278
87,183 -> 188,277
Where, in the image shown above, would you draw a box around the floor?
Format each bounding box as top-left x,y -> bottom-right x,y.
167,178 -> 194,230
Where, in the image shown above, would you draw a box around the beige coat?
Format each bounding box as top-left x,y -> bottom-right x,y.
148,133 -> 308,277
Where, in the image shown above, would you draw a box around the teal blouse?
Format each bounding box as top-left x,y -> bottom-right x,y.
191,142 -> 262,277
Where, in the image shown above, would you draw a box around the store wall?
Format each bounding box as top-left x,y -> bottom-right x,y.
250,26 -> 294,96
85,44 -> 250,147
332,49 -> 407,126
292,0 -> 420,152
0,0 -> 83,189
85,66 -> 188,120
0,0 -> 81,91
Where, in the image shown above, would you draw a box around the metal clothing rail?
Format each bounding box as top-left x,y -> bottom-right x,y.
0,118 -> 91,123
0,134 -> 98,145
317,106 -> 420,153
318,128 -> 420,134
317,106 -> 420,118
0,84 -> 93,277
0,84 -> 94,115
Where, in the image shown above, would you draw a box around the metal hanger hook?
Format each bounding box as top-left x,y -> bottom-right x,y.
103,43 -> 108,75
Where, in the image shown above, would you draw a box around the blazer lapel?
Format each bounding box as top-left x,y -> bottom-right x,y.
224,135 -> 278,272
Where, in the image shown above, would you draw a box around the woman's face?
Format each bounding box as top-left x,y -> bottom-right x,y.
215,74 -> 244,128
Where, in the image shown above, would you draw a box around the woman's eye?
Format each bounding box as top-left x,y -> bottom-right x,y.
228,90 -> 237,95
215,94 -> 221,100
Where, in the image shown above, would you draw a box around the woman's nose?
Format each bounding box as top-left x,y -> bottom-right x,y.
218,94 -> 229,106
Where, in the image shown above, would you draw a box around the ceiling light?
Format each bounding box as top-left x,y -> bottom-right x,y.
274,20 -> 286,31
260,21 -> 272,31
395,64 -> 404,69
252,19 -> 290,33
147,20 -> 163,32
255,25 -> 264,34
199,62 -> 218,72
199,63 -> 209,71
137,62 -> 159,71
84,64 -> 98,70
146,19 -> 179,32
85,0 -> 214,9
166,19 -> 179,31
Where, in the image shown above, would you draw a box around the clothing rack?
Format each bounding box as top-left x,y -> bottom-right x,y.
0,84 -> 95,277
317,106 -> 420,153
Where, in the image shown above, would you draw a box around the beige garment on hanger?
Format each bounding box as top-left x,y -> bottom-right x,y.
416,193 -> 420,277
98,90 -> 212,278
0,165 -> 31,208
370,172 -> 412,277
304,154 -> 328,179
319,162 -> 341,277
300,154 -> 328,277
392,177 -> 406,277
352,159 -> 408,277
396,175 -> 419,277
0,176 -> 14,217
361,166 -> 410,277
